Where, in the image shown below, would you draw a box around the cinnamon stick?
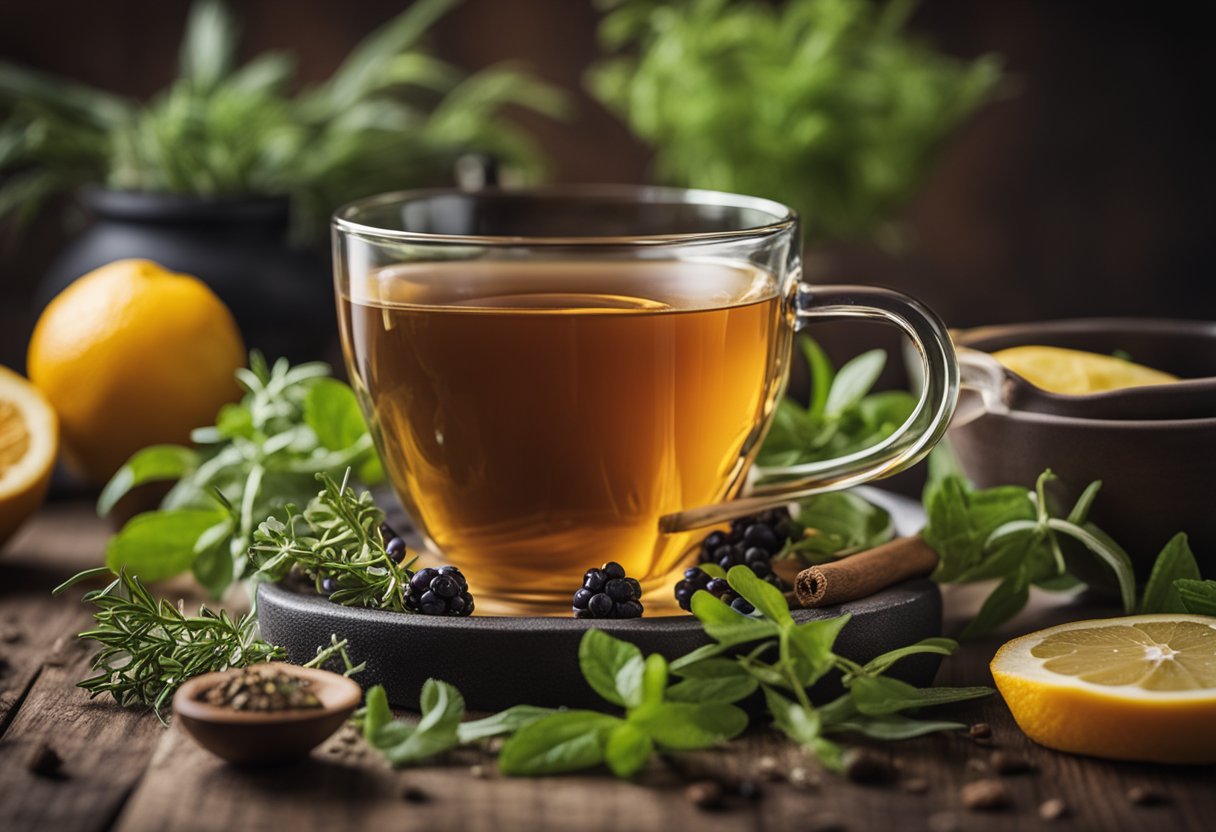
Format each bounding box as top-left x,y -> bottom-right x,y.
792,535 -> 939,608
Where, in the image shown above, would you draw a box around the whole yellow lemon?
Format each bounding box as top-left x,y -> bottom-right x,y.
28,259 -> 245,484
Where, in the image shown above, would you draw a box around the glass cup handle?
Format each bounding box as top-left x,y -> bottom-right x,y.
659,283 -> 960,533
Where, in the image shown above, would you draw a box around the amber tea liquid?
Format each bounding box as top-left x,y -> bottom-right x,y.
339,259 -> 790,611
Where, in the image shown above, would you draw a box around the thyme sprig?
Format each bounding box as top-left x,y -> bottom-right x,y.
52,568 -> 359,721
248,471 -> 416,613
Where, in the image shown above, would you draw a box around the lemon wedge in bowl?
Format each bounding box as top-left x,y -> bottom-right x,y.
991,615 -> 1216,764
992,345 -> 1178,395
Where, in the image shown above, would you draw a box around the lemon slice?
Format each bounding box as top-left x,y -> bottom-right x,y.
992,346 -> 1177,395
0,365 -> 58,549
991,615 -> 1216,764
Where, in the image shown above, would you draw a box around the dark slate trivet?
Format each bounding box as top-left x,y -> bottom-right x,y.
257,578 -> 942,711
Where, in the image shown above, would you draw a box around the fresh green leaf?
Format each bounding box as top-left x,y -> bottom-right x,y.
603,722 -> 653,778
787,491 -> 893,561
362,684 -> 393,742
191,520 -> 236,598
98,445 -> 199,516
628,702 -> 748,750
578,629 -> 645,708
1174,580 -> 1216,616
305,378 -> 371,451
960,571 -> 1030,638
847,675 -> 992,716
456,705 -> 557,744
1047,518 -> 1136,613
801,335 -> 834,421
828,713 -> 966,740
1139,533 -> 1202,614
861,637 -> 958,677
762,685 -> 821,746
726,565 -> 790,624
105,508 -> 227,581
368,678 -> 465,767
667,659 -> 758,704
498,711 -> 620,776
788,614 -> 851,687
639,653 -> 668,709
1067,480 -> 1103,524
825,350 -> 886,416
688,590 -> 781,648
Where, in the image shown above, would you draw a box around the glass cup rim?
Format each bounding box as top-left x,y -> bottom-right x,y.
332,184 -> 798,247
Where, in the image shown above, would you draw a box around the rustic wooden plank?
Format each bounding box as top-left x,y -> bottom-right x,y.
0,505 -> 113,733
115,720 -> 765,832
0,505 -> 170,832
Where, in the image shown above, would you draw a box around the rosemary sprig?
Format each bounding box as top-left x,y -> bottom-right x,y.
53,568 -> 359,720
248,471 -> 416,613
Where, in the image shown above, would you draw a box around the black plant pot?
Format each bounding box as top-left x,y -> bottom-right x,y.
38,189 -> 333,362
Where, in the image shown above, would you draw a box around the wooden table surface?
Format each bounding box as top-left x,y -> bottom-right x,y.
1,503 -> 1213,832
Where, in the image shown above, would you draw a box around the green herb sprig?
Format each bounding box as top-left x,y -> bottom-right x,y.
758,337 -> 918,471
924,467 -> 1137,636
673,566 -> 990,769
249,471 -> 415,612
1138,533 -> 1216,615
52,568 -> 361,720
0,0 -> 567,239
99,353 -> 383,599
358,565 -> 987,776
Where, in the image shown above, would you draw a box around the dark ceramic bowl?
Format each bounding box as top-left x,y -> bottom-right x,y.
950,319 -> 1216,579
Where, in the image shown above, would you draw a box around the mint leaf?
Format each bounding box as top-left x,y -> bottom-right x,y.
668,658 -> 757,704
1067,480 -> 1103,524
1175,580 -> 1216,616
788,614 -> 851,687
861,637 -> 958,676
688,590 -> 780,648
788,491 -> 893,560
456,705 -> 556,744
629,701 -> 747,750
305,378 -> 370,450
762,685 -> 821,746
191,519 -> 236,598
578,629 -> 645,708
639,653 -> 668,708
726,564 -> 790,623
368,678 -> 465,767
498,711 -> 620,775
98,445 -> 198,516
604,722 -> 653,778
829,713 -> 966,740
361,684 -> 393,741
925,479 -> 1036,582
825,349 -> 885,416
801,335 -> 835,421
847,675 -> 991,716
961,571 -> 1030,638
1139,533 -> 1201,614
1047,518 -> 1136,612
105,508 -> 227,581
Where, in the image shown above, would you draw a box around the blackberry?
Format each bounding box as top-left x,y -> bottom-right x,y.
695,507 -> 799,591
573,561 -> 643,619
406,565 -> 475,616
673,566 -> 755,614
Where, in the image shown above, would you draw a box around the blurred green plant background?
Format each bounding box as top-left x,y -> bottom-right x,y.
0,0 -> 566,239
589,0 -> 1002,245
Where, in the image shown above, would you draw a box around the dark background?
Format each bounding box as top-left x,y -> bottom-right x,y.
1,0 -> 1212,373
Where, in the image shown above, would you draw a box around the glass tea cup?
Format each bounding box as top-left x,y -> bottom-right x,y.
333,186 -> 957,613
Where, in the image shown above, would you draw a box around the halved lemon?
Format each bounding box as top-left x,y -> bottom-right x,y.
992,345 -> 1177,395
991,615 -> 1216,764
0,365 -> 58,549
